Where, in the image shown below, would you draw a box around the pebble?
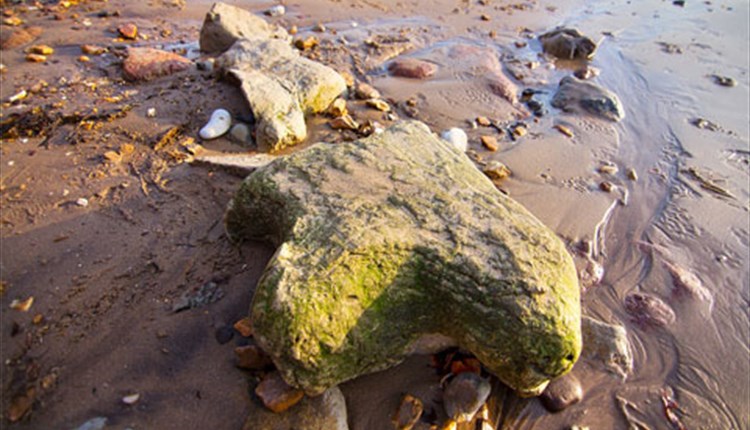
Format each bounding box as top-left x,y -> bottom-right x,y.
599,181 -> 614,193
574,66 -> 600,80
122,393 -> 140,405
483,161 -> 511,180
77,55 -> 90,62
443,373 -> 491,423
355,82 -> 381,100
392,394 -> 423,430
598,163 -> 618,175
476,116 -> 491,127
480,135 -> 498,151
626,167 -> 638,181
118,23 -> 138,40
313,23 -> 327,32
3,16 -> 23,26
554,124 -> 574,138
540,373 -> 583,412
229,123 -> 251,144
25,53 -> 47,63
265,5 -> 286,17
624,292 -> 676,327
294,36 -> 319,51
233,316 -> 254,337
199,109 -> 232,140
255,371 -> 305,413
29,45 -> 54,55
711,75 -> 737,87
440,128 -> 468,152
81,44 -> 106,55
10,297 -> 34,312
196,58 -> 215,72
146,108 -> 156,118
72,417 -> 108,430
480,14 -> 491,21
329,115 -> 359,131
511,123 -> 527,139
76,198 -> 89,207
366,98 -> 391,112
215,326 -> 234,344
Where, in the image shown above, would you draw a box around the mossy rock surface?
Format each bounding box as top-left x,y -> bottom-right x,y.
226,120 -> 582,396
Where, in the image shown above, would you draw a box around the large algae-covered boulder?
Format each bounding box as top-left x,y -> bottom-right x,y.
225,121 -> 582,397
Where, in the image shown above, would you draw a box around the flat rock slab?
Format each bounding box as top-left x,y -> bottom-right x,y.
225,120 -> 582,397
122,47 -> 192,81
551,76 -> 625,122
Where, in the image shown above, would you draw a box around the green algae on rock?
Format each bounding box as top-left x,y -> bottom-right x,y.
225,121 -> 582,397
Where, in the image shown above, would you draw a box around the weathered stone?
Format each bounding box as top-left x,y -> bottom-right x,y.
539,28 -> 597,60
483,161 -> 511,180
540,373 -> 583,412
366,98 -> 391,112
444,373 -> 491,423
551,76 -> 625,122
229,68 -> 307,151
393,394 -> 423,430
243,386 -> 348,430
388,58 -> 438,79
122,47 -> 192,81
256,371 -> 305,413
217,38 -> 346,150
199,2 -> 288,54
81,44 -> 106,55
118,23 -> 138,40
581,316 -> 633,379
624,292 -> 675,327
0,27 -> 42,50
355,82 -> 381,100
329,115 -> 359,131
225,121 -> 582,397
480,135 -> 498,151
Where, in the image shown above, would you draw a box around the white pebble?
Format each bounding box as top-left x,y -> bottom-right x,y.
440,128 -> 468,152
122,393 -> 140,405
146,108 -> 156,118
265,5 -> 285,17
7,160 -> 14,166
199,109 -> 232,140
76,198 -> 89,207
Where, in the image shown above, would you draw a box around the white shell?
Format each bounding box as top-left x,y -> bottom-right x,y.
440,128 -> 468,152
199,109 -> 232,140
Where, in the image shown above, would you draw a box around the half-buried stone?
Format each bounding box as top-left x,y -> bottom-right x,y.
225,120 -> 582,397
551,76 -> 625,122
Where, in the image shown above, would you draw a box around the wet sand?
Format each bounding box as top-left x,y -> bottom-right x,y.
1,0 -> 748,429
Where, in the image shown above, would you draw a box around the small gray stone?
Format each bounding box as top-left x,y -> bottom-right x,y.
540,373 -> 583,412
443,373 -> 491,423
230,123 -> 252,144
551,76 -> 624,122
581,316 -> 633,379
539,28 -> 597,60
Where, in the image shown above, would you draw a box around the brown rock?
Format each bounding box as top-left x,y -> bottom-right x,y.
540,373 -> 583,412
480,14 -> 491,21
77,55 -> 90,62
118,23 -> 138,40
3,16 -> 23,26
480,135 -> 498,151
599,181 -> 614,193
255,371 -> 304,413
553,124 -> 574,138
388,58 -> 437,79
235,345 -> 273,370
29,45 -> 53,55
81,44 -> 106,55
7,388 -> 35,422
392,394 -> 423,430
483,161 -> 511,180
1,26 -> 43,50
355,82 -> 380,100
25,53 -> 46,63
476,116 -> 491,126
233,316 -> 254,337
122,47 -> 192,81
294,36 -> 319,51
626,168 -> 638,181
624,292 -> 675,327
